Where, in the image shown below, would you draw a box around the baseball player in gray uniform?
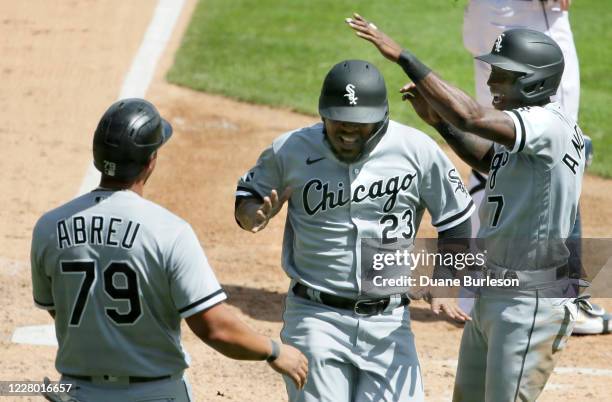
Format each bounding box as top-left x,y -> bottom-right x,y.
234,60 -> 474,401
347,13 -> 585,402
31,98 -> 307,402
462,0 -> 604,336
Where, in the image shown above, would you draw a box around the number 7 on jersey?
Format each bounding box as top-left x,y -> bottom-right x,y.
487,195 -> 504,228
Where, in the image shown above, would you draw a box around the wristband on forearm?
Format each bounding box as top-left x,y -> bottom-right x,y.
433,220 -> 471,280
397,50 -> 432,83
266,339 -> 280,362
433,122 -> 455,140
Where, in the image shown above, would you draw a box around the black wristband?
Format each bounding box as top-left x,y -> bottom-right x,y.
433,122 -> 461,141
397,50 -> 431,83
266,339 -> 280,363
433,122 -> 451,136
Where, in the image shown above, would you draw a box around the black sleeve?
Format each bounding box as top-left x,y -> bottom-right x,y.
433,219 -> 472,280
439,218 -> 472,240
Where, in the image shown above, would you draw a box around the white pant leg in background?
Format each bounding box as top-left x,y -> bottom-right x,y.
546,6 -> 580,121
463,0 -> 580,120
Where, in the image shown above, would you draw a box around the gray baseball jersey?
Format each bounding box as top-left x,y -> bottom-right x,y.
455,102 -> 585,401
236,120 -> 474,298
478,102 -> 585,271
31,189 -> 227,377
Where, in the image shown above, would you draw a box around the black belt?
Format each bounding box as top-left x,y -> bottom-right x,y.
63,374 -> 171,383
292,283 -> 410,316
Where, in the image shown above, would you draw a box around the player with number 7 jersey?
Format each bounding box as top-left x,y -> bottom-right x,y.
346,15 -> 586,399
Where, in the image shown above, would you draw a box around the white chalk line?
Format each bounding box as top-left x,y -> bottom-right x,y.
77,0 -> 186,196
11,0 -> 187,346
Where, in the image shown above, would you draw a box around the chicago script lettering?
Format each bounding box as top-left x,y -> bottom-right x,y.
302,173 -> 416,215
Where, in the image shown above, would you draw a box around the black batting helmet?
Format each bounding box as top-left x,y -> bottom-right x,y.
319,60 -> 388,124
476,28 -> 564,105
93,98 -> 173,180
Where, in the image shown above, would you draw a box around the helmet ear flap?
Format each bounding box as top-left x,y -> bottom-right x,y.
519,74 -> 561,104
523,80 -> 544,95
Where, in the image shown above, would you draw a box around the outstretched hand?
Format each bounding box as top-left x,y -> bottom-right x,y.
251,188 -> 292,233
400,82 -> 443,126
418,287 -> 471,323
268,343 -> 309,390
430,296 -> 472,323
345,13 -> 402,62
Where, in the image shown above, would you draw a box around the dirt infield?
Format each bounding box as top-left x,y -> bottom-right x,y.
1,1 -> 610,401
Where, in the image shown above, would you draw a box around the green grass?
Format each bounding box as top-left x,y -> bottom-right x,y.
168,0 -> 612,177
570,1 -> 612,177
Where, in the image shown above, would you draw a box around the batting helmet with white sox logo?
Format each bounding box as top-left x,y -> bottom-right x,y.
93,98 -> 173,180
477,28 -> 564,105
318,59 -> 388,124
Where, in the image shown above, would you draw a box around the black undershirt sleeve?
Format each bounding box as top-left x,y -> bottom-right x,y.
433,218 -> 472,280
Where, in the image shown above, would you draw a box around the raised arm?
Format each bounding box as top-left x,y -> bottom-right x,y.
346,13 -> 517,149
401,83 -> 494,172
435,123 -> 494,174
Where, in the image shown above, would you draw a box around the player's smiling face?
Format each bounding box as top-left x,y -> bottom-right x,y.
487,66 -> 525,110
324,119 -> 377,163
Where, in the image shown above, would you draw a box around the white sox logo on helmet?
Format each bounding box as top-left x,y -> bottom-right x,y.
344,84 -> 358,105
494,33 -> 505,53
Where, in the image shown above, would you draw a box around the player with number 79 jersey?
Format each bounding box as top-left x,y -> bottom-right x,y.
31,98 -> 308,402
